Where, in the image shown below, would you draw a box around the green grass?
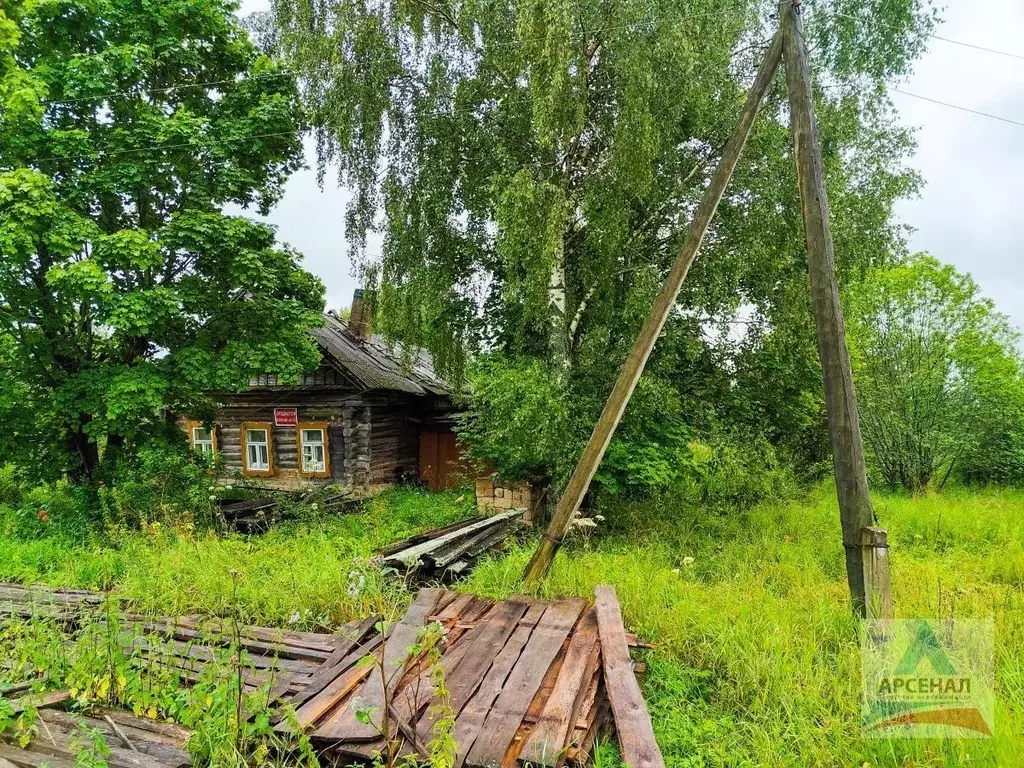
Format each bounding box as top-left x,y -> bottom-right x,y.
0,486 -> 473,628
462,485 -> 1024,767
2,483 -> 1023,766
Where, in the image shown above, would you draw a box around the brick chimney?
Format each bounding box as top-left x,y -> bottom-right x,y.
348,288 -> 374,342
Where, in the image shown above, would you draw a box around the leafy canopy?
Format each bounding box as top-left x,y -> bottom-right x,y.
0,0 -> 323,481
266,0 -> 935,487
846,254 -> 1024,492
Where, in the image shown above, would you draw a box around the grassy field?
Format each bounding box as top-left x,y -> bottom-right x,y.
2,484 -> 1023,766
0,487 -> 473,627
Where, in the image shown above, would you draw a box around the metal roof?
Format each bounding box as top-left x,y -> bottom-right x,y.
310,312 -> 449,396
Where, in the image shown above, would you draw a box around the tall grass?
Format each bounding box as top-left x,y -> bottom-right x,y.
2,483 -> 1022,765
464,485 -> 1024,767
0,487 -> 472,627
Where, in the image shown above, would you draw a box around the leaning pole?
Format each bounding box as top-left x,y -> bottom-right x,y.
522,30 -> 785,586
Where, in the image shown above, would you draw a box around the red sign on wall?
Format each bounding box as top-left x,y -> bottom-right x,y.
274,408 -> 298,427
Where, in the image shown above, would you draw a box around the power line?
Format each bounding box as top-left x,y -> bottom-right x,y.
890,87 -> 1024,128
928,33 -> 1024,62
826,8 -> 1024,63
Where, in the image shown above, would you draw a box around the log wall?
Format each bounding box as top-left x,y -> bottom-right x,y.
179,392 -> 432,492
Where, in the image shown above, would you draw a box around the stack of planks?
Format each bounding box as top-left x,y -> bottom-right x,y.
0,582 -> 662,767
282,586 -> 664,768
216,489 -> 361,533
216,496 -> 280,532
0,583 -> 105,625
377,508 -> 524,579
0,706 -> 192,768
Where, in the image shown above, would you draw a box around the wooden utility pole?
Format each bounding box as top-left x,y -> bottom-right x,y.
781,0 -> 877,616
522,31 -> 785,585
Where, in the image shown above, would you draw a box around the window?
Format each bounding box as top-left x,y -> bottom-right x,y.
246,429 -> 269,470
241,422 -> 274,476
184,422 -> 216,456
192,427 -> 215,456
296,422 -> 331,478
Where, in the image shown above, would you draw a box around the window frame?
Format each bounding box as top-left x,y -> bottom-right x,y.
184,421 -> 217,456
241,422 -> 275,477
296,421 -> 331,478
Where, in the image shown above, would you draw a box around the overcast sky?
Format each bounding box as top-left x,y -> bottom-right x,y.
236,1 -> 1024,329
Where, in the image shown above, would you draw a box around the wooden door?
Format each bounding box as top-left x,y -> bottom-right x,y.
419,428 -> 466,491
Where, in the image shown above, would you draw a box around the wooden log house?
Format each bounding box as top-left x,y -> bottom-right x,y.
180,290 -> 467,492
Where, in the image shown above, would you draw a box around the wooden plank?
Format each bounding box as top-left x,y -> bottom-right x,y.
593,586 -> 663,768
287,634 -> 384,728
385,510 -> 521,567
411,598 -> 529,735
452,602 -> 548,768
315,588 -> 444,740
284,632 -> 384,712
378,518 -> 486,558
505,640 -> 567,768
6,691 -> 71,714
464,598 -> 586,768
0,745 -> 77,768
431,593 -> 476,624
518,609 -> 600,766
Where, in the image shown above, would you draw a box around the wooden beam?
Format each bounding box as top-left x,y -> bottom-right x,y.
593,586 -> 664,768
860,526 -> 893,622
523,29 -> 785,585
780,0 -> 877,615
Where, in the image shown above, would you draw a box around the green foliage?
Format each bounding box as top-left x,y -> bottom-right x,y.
457,356 -> 699,497
266,0 -> 936,493
669,430 -> 797,509
463,484 -> 1024,766
845,254 -> 1024,491
595,377 -> 694,496
97,443 -> 217,530
0,471 -> 93,540
0,486 -> 472,626
0,0 -> 324,483
455,357 -> 573,480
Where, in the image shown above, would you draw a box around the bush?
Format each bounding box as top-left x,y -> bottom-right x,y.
455,357 -> 575,479
0,471 -> 93,540
98,443 -> 217,530
670,430 -> 797,510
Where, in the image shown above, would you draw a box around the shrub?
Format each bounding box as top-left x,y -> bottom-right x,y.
98,443 -> 217,530
0,474 -> 93,540
670,430 -> 797,510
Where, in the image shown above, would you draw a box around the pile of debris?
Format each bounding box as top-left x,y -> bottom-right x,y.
0,582 -> 663,767
0,706 -> 192,768
280,586 -> 663,768
377,508 -> 524,579
216,488 -> 361,533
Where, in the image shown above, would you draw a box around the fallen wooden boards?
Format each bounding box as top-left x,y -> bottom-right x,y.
0,708 -> 191,768
284,586 -> 659,768
594,586 -> 664,768
378,509 -> 523,579
0,582 -> 661,767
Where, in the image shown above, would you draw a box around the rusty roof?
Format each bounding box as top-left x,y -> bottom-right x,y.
310,311 -> 449,396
